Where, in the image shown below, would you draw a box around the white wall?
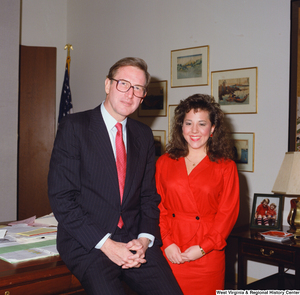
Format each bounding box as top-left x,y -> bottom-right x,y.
0,1 -> 20,222
18,0 -> 291,281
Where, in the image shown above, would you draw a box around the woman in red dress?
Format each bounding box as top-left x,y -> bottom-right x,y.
156,94 -> 240,294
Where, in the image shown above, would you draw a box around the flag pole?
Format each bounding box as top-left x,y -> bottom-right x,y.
64,43 -> 73,57
58,44 -> 73,124
64,44 -> 73,75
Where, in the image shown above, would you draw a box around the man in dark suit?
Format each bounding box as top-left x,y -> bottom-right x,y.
48,57 -> 183,295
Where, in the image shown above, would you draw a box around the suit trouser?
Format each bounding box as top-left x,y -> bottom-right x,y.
80,227 -> 183,295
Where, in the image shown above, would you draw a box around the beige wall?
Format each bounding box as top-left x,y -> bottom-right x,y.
0,0 -> 20,222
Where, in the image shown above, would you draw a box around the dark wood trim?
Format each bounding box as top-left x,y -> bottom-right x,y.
289,1 -> 300,151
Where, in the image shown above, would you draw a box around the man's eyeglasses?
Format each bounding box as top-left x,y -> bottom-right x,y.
110,78 -> 147,98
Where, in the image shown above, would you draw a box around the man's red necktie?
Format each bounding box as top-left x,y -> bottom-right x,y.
115,123 -> 126,228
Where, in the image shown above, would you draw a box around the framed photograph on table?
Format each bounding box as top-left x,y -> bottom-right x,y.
230,132 -> 254,172
138,80 -> 167,117
168,105 -> 177,141
152,130 -> 166,161
211,67 -> 257,114
171,45 -> 209,87
250,193 -> 283,230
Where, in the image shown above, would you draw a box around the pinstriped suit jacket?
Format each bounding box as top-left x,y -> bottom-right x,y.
48,104 -> 161,278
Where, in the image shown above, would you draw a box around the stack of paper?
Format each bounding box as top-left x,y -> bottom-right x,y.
0,241 -> 59,263
0,213 -> 59,263
260,231 -> 294,242
34,213 -> 58,227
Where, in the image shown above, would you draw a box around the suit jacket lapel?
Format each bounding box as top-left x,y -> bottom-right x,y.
88,106 -> 120,202
122,119 -> 140,205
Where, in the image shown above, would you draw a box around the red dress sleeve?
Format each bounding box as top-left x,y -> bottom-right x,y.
156,155 -> 175,250
200,160 -> 240,254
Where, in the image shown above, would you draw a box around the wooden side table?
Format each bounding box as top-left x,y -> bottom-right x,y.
231,227 -> 300,290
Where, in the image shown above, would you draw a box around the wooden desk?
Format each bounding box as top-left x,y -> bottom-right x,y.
232,227 -> 300,290
0,253 -> 138,295
0,255 -> 85,295
0,220 -> 135,295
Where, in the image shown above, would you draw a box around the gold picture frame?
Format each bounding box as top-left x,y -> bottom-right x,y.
211,67 -> 257,114
230,132 -> 255,172
171,46 -> 209,88
152,130 -> 166,161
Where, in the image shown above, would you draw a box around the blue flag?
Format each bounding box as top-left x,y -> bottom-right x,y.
58,56 -> 73,123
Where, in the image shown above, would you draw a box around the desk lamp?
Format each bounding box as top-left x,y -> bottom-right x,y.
272,151 -> 300,238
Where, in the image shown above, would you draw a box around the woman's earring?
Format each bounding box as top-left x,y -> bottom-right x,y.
210,133 -> 213,137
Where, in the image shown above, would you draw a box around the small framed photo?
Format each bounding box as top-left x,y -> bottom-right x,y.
230,132 -> 255,172
152,130 -> 166,161
171,45 -> 209,88
168,105 -> 177,141
138,80 -> 167,117
211,67 -> 257,114
250,193 -> 283,230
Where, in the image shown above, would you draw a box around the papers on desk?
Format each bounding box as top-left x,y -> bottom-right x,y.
260,230 -> 294,242
0,244 -> 59,263
2,224 -> 56,244
8,213 -> 58,227
17,227 -> 57,237
33,213 -> 58,227
0,229 -> 7,239
8,216 -> 36,226
0,213 -> 59,263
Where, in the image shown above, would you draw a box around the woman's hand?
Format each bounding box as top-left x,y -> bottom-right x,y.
181,245 -> 204,262
164,243 -> 184,264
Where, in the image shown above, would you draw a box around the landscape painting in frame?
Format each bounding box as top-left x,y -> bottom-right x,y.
211,67 -> 257,114
231,132 -> 254,172
138,80 -> 167,117
171,46 -> 209,87
152,130 -> 166,161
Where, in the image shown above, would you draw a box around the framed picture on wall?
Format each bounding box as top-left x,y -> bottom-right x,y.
138,80 -> 167,117
230,132 -> 254,172
250,193 -> 283,230
171,46 -> 209,87
152,130 -> 166,161
211,67 -> 257,114
168,105 -> 177,141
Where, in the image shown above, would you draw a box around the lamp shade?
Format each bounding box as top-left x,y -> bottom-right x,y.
272,151 -> 300,195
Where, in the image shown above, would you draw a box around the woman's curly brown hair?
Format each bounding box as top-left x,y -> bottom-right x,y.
166,94 -> 235,162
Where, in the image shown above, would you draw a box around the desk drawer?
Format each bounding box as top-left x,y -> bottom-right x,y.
241,242 -> 296,264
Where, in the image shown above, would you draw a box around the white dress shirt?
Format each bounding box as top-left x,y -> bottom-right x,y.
95,103 -> 154,249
